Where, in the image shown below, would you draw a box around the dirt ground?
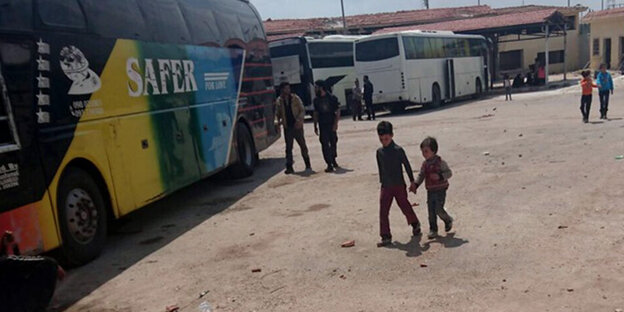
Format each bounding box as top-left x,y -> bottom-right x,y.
56,79 -> 624,312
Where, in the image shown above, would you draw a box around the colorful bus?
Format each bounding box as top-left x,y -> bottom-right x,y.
0,0 -> 278,265
269,35 -> 363,114
355,30 -> 489,113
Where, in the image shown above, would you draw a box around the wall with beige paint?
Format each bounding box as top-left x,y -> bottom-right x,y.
587,17 -> 624,70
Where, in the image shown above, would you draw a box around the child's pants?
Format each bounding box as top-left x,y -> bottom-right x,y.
599,90 -> 610,117
427,190 -> 453,232
580,94 -> 592,120
505,87 -> 512,101
379,185 -> 419,238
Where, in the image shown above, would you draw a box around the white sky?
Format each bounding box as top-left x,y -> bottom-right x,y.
250,0 -> 605,19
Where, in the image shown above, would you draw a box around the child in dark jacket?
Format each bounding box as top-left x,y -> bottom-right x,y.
412,137 -> 454,239
376,121 -> 421,247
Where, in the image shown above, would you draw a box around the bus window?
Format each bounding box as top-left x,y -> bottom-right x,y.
238,14 -> 263,42
0,0 -> 32,31
355,37 -> 399,62
179,0 -> 222,45
37,0 -> 86,30
0,42 -> 28,152
443,39 -> 457,58
424,38 -> 444,59
469,39 -> 484,57
308,42 -> 353,68
80,0 -> 149,40
214,11 -> 244,44
402,36 -> 426,60
139,0 -> 191,44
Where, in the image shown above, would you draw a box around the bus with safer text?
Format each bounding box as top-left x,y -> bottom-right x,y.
354,30 -> 489,113
0,0 -> 278,265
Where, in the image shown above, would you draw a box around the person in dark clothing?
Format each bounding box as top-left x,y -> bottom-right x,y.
363,75 -> 375,120
276,82 -> 311,174
375,121 -> 421,247
313,80 -> 340,172
512,73 -> 524,88
413,137 -> 454,239
1,231 -> 65,312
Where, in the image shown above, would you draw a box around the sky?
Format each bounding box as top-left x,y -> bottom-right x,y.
250,0 -> 605,20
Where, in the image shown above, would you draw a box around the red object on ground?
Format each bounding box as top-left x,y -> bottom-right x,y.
341,240 -> 355,248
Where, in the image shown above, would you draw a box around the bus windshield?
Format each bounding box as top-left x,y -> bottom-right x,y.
269,43 -> 303,58
356,37 -> 399,62
308,42 -> 353,68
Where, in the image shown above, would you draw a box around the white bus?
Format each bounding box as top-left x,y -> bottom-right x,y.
354,30 -> 489,113
270,35 -> 363,114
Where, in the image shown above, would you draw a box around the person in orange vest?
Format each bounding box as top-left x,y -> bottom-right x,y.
580,70 -> 598,123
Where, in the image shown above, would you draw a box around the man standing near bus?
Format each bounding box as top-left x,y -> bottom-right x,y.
363,75 -> 376,120
313,80 -> 340,172
276,82 -> 311,174
352,79 -> 364,121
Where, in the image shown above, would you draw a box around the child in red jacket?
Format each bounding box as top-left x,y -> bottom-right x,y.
411,137 -> 454,239
580,70 -> 598,123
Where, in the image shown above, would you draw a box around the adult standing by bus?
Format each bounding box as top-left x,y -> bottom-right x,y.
352,79 -> 364,121
313,80 -> 341,172
596,63 -> 614,120
276,82 -> 311,174
363,75 -> 376,120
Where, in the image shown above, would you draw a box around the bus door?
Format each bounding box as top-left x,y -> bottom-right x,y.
445,59 -> 456,100
0,38 -> 51,254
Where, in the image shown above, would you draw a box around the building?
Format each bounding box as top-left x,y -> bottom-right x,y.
264,5 -> 588,80
583,7 -> 624,70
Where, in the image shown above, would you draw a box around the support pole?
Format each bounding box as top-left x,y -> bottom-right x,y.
341,0 -> 347,34
563,23 -> 568,81
545,23 -> 550,85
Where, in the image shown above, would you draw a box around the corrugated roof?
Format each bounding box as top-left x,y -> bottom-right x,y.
583,7 -> 624,22
375,9 -> 561,34
264,5 -> 492,35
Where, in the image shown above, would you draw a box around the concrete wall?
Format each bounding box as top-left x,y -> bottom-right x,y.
588,17 -> 624,70
497,15 -> 583,76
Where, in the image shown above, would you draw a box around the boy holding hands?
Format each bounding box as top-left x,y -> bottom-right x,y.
412,137 -> 454,239
376,121 -> 421,247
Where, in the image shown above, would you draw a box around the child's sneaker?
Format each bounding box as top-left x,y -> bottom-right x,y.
412,223 -> 422,236
377,237 -> 392,247
445,219 -> 453,232
427,231 -> 438,239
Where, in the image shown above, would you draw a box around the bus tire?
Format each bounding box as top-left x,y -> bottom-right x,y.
389,103 -> 406,114
57,167 -> 108,267
228,122 -> 256,178
473,78 -> 483,99
429,84 -> 442,109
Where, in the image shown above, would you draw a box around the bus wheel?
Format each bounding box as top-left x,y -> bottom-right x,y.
473,78 -> 483,99
228,122 -> 256,178
57,167 -> 107,267
430,84 -> 442,109
389,103 -> 406,114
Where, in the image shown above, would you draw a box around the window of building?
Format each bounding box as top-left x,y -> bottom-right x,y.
81,0 -> 149,40
499,50 -> 523,71
537,50 -> 565,65
593,38 -> 600,56
38,0 -> 86,29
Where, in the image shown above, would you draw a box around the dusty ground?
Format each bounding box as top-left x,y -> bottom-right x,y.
56,79 -> 624,312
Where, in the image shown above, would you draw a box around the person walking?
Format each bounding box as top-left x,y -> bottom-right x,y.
363,75 -> 375,120
313,80 -> 340,172
275,82 -> 311,174
503,73 -> 512,101
352,79 -> 363,121
580,70 -> 598,123
596,63 -> 614,120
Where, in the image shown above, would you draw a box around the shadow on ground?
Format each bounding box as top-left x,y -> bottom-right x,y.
50,157 -> 283,311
